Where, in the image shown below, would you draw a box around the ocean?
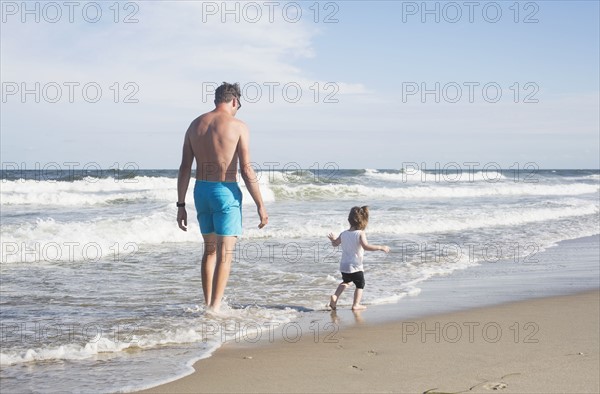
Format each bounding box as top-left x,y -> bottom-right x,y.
1,167 -> 599,392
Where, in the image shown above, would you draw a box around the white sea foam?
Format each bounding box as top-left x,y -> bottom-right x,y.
364,168 -> 507,183
270,182 -> 599,201
2,174 -> 597,207
0,211 -> 200,263
0,176 -> 275,206
372,204 -> 599,235
0,325 -> 224,366
3,202 -> 596,264
0,300 -> 299,366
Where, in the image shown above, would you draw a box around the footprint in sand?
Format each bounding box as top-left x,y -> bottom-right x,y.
424,373 -> 518,394
482,382 -> 507,390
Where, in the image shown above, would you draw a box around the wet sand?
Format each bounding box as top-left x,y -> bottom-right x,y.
141,289 -> 599,393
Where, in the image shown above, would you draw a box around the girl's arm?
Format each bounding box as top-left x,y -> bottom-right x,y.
328,233 -> 341,247
360,232 -> 390,253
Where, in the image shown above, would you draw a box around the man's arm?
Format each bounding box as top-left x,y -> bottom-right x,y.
177,129 -> 194,231
237,124 -> 268,229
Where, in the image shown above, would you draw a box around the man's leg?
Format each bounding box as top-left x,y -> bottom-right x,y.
209,235 -> 237,312
201,233 -> 217,306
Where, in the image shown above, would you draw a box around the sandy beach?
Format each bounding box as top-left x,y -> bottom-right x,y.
3,0 -> 599,391
141,289 -> 599,393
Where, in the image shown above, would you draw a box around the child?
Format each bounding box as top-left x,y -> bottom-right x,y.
327,206 -> 390,310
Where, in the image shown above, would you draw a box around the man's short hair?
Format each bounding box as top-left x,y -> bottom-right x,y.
214,82 -> 241,105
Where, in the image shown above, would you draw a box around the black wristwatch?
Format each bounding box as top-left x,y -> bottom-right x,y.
176,202 -> 185,208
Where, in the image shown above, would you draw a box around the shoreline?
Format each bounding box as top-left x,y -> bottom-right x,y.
141,289 -> 599,393
138,235 -> 600,393
364,234 -> 600,325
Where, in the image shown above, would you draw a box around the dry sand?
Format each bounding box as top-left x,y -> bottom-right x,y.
140,289 -> 599,393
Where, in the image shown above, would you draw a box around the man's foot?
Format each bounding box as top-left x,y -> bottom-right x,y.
206,303 -> 222,315
205,307 -> 218,315
351,304 -> 367,310
328,295 -> 338,310
206,307 -> 230,319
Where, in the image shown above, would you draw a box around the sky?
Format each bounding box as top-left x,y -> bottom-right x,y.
1,0 -> 599,170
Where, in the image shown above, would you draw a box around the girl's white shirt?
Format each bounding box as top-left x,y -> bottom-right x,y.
339,229 -> 364,273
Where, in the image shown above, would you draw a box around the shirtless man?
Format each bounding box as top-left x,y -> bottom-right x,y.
176,82 -> 268,313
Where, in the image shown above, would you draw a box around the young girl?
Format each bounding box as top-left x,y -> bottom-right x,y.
327,206 -> 390,310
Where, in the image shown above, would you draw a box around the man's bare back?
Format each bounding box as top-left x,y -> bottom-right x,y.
187,110 -> 246,182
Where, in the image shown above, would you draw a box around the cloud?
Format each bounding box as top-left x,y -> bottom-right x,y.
1,2 -> 339,103
1,2 -> 598,168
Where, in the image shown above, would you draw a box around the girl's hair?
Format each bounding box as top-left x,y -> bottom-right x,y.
348,206 -> 369,230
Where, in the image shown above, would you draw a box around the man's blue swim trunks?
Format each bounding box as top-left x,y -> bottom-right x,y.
194,180 -> 243,236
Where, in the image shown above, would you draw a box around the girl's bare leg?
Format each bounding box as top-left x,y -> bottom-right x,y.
352,288 -> 367,310
328,282 -> 348,310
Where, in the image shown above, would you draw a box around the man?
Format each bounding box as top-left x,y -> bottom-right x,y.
176,82 -> 268,313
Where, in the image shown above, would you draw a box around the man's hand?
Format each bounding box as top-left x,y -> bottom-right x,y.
381,246 -> 390,253
258,206 -> 268,229
177,207 -> 188,231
